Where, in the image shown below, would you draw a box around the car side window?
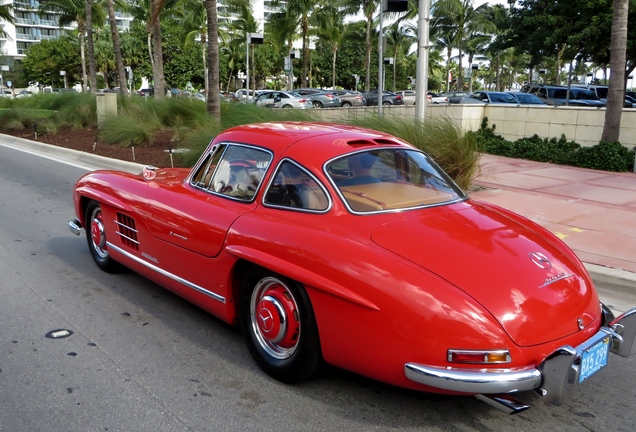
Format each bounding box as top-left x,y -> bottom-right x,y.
192,144 -> 272,201
264,160 -> 330,212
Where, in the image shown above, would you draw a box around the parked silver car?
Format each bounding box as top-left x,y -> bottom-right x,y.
254,91 -> 313,109
395,90 -> 416,105
294,88 -> 342,108
331,90 -> 366,107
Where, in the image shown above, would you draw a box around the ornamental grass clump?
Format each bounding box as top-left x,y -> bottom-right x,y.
345,116 -> 480,191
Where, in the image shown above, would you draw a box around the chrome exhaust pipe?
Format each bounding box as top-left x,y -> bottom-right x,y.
475,394 -> 530,414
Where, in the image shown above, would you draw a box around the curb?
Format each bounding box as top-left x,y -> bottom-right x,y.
0,133 -> 145,173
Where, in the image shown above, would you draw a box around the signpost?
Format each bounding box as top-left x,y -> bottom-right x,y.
246,33 -> 264,102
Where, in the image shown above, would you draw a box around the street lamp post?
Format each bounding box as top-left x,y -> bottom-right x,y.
415,0 -> 430,121
60,70 -> 67,89
246,33 -> 264,102
379,1 -> 408,117
289,50 -> 299,91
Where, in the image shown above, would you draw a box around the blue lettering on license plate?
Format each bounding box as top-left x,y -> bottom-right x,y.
579,337 -> 610,382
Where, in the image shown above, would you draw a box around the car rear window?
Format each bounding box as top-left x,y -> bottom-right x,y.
326,149 -> 465,213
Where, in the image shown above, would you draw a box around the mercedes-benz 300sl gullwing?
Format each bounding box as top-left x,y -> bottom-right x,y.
69,122 -> 636,414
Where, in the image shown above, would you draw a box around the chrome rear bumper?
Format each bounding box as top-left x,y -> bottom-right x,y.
405,307 -> 636,406
69,218 -> 82,236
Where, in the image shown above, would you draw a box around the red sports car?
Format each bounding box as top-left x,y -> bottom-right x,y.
69,122 -> 636,414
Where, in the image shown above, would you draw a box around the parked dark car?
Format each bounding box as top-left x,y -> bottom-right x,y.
534,85 -> 600,107
294,88 -> 342,108
507,92 -> 547,105
574,84 -> 633,108
361,90 -> 404,106
441,91 -> 468,104
461,91 -> 519,104
137,88 -> 154,97
331,90 -> 366,107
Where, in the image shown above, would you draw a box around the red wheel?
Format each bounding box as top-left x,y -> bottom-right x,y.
85,201 -> 120,273
240,269 -> 322,383
251,277 -> 301,359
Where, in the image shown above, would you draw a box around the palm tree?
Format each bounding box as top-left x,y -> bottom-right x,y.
338,0 -> 378,91
385,22 -> 416,91
38,0 -> 105,91
85,0 -> 97,93
270,0 -> 321,88
602,0 -> 629,142
105,0 -> 128,96
0,5 -> 14,38
176,0 -> 209,97
267,9 -> 300,90
226,2 -> 259,94
314,4 -> 345,89
206,0 -> 221,118
432,0 -> 495,90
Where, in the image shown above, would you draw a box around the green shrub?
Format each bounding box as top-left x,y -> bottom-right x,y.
476,117 -> 635,172
574,141 -> 634,172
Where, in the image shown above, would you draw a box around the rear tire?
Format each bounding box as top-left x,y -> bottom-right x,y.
342,101 -> 352,107
312,101 -> 323,108
382,101 -> 391,106
85,201 -> 121,273
240,268 -> 322,383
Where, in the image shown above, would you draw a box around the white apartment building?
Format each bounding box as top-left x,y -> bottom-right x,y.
0,0 -> 284,60
0,0 -> 132,59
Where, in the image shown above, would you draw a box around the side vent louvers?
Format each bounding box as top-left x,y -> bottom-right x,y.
115,213 -> 139,251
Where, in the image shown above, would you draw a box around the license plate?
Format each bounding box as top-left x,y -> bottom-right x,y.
579,337 -> 610,382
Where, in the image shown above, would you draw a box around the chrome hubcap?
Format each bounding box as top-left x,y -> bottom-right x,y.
90,208 -> 108,259
250,277 -> 300,359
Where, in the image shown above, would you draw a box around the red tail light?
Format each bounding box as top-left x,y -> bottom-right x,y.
396,95 -> 402,100
326,94 -> 335,98
299,99 -> 308,103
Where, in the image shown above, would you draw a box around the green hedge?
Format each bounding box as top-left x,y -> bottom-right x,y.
475,117 -> 635,172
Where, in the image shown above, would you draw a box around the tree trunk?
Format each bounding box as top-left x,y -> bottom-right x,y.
106,0 -> 129,96
78,21 -> 87,91
457,45 -> 464,90
150,0 -> 165,99
86,0 -> 97,94
206,0 -> 221,119
201,32 -> 208,98
601,0 -> 628,142
302,17 -> 309,88
364,13 -> 372,91
332,46 -> 337,89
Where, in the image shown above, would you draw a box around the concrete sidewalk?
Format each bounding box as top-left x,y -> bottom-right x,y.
471,154 -> 636,288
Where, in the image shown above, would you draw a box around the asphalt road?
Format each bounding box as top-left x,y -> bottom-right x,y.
0,142 -> 635,432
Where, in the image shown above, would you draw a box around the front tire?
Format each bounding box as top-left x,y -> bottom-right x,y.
240,268 -> 322,383
85,201 -> 120,273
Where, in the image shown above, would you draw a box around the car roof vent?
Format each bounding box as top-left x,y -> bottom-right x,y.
346,138 -> 400,147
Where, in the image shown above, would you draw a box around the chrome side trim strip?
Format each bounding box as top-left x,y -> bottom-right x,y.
115,232 -> 140,245
114,220 -> 138,233
106,242 -> 226,304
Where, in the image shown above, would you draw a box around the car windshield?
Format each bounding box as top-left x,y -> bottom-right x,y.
326,149 -> 465,213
